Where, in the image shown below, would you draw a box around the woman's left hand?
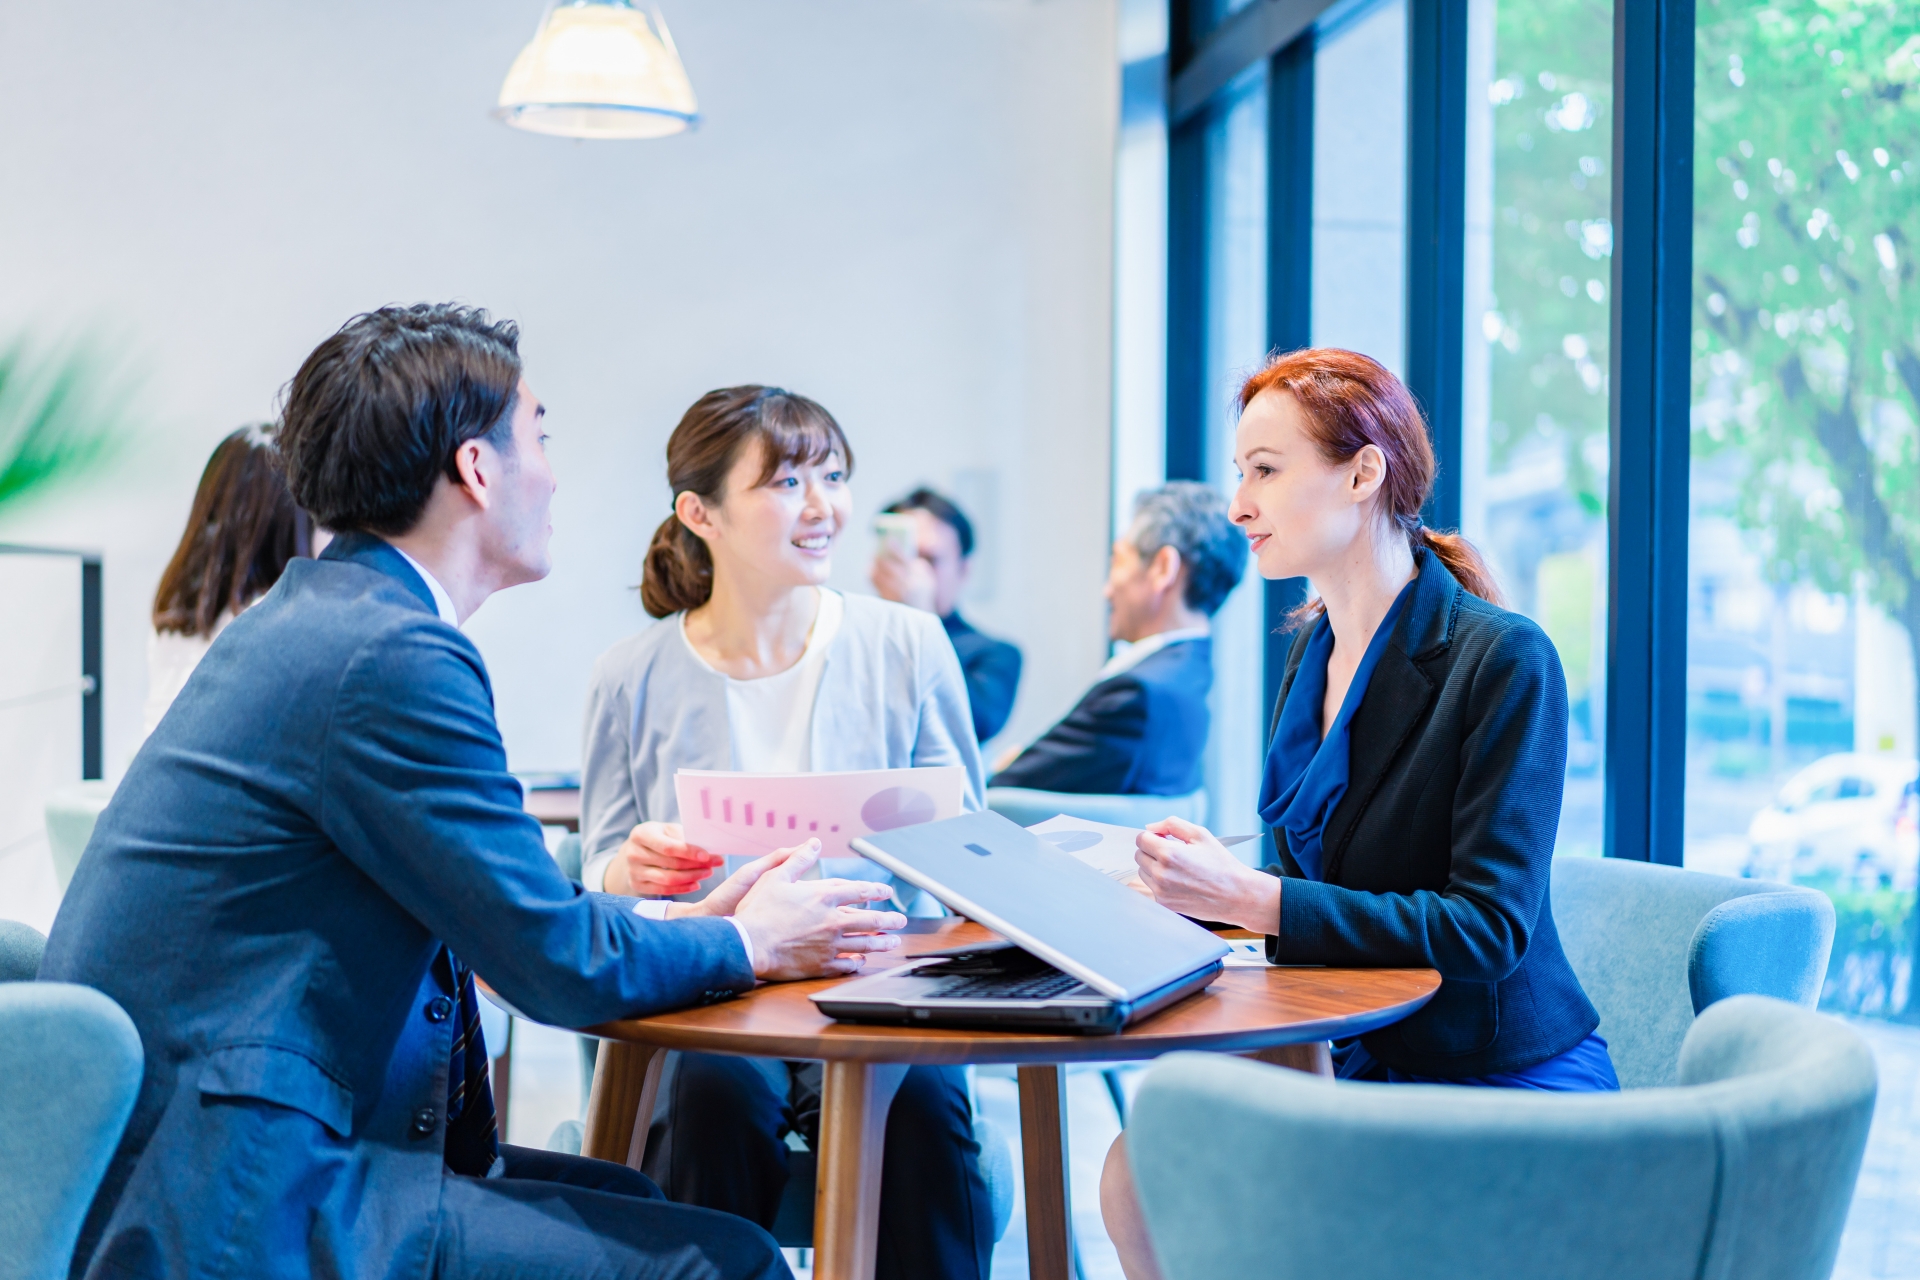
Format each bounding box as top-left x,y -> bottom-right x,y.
1134,817 -> 1281,933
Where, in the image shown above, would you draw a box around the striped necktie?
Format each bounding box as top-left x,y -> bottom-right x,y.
439,950 -> 501,1177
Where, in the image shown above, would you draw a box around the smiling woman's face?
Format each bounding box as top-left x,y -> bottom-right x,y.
689,437 -> 851,590
1229,388 -> 1374,581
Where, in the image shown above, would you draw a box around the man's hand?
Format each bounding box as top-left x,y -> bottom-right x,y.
1134,817 -> 1280,933
870,550 -> 937,614
675,844 -> 795,919
730,839 -> 908,980
604,822 -> 724,897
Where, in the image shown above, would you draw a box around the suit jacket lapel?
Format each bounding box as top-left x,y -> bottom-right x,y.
1318,549 -> 1458,883
1319,649 -> 1435,881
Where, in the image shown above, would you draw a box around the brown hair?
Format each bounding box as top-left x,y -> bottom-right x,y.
1238,348 -> 1503,615
153,423 -> 304,637
641,386 -> 854,617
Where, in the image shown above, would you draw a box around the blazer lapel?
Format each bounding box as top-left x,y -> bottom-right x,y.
1318,549 -> 1459,882
1319,649 -> 1435,881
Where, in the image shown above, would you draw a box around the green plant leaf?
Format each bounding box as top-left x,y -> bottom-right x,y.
0,335 -> 135,511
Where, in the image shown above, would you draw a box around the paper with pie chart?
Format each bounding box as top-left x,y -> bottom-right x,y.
1025,814 -> 1146,885
673,766 -> 969,867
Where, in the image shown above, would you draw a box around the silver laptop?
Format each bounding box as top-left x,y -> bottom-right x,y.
811,811 -> 1229,1034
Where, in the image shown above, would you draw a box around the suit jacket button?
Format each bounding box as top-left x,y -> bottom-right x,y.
426,996 -> 453,1023
411,1106 -> 438,1136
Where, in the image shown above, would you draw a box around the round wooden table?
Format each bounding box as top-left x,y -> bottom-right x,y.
579,918 -> 1437,1280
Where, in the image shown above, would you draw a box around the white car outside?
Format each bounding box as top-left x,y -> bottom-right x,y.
1745,753 -> 1919,890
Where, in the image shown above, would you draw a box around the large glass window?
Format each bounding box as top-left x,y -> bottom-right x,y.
1312,0 -> 1408,371
1686,1 -> 1920,1026
1461,0 -> 1614,856
1685,8 -> 1920,1263
1198,63 -> 1270,837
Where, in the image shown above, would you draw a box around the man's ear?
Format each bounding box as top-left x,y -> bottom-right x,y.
452,438 -> 494,511
1147,543 -> 1184,593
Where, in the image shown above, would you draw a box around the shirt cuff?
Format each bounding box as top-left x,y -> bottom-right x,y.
725,916 -> 756,974
581,850 -> 613,893
628,898 -> 757,975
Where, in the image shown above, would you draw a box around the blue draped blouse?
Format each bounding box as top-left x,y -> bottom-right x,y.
1257,580 -> 1618,1093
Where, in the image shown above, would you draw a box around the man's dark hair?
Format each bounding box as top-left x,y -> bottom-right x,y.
1128,481 -> 1247,616
278,304 -> 522,536
883,487 -> 975,558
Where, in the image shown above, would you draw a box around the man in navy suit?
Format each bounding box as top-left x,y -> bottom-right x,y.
991,482 -> 1245,796
41,304 -> 906,1280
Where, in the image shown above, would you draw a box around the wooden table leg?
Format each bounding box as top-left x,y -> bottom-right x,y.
813,1061 -> 908,1280
581,1040 -> 668,1169
1018,1064 -> 1073,1280
1246,1040 -> 1334,1077
491,1017 -> 514,1140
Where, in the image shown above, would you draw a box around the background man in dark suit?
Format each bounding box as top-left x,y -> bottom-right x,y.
870,487 -> 1023,743
990,482 -> 1246,796
41,304 -> 905,1280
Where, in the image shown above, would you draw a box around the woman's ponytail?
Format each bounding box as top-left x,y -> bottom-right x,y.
640,511 -> 713,617
1415,527 -> 1505,608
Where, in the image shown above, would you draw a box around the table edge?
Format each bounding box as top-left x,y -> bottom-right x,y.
579,969 -> 1440,1065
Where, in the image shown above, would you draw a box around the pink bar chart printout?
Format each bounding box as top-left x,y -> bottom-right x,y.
672,766 -> 968,866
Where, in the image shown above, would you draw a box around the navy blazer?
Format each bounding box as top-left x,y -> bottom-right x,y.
942,611 -> 1022,743
41,534 -> 754,1280
990,637 -> 1211,796
1265,548 -> 1599,1078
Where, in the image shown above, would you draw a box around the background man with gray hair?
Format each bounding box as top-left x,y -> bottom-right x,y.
991,481 -> 1246,795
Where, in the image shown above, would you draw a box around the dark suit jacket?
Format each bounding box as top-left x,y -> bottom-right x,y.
40,534 -> 754,1280
1265,548 -> 1598,1078
990,637 -> 1210,796
942,611 -> 1022,743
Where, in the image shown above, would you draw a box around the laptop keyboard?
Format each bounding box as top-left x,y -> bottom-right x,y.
926,971 -> 1089,1001
909,947 -> 1095,1001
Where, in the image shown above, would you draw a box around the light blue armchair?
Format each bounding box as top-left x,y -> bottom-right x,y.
0,918 -> 47,982
0,980 -> 145,1280
45,781 -> 114,892
1552,855 -> 1836,1087
1129,995 -> 1876,1280
985,786 -> 1206,829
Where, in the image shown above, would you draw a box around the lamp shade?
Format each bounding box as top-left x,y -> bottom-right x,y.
495,0 -> 697,139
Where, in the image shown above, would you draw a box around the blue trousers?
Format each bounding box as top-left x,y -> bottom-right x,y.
642,1054 -> 993,1280
435,1144 -> 790,1279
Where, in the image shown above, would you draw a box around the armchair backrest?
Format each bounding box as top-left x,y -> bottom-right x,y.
1129,996 -> 1874,1280
0,919 -> 47,982
0,982 -> 144,1280
1551,856 -> 1834,1087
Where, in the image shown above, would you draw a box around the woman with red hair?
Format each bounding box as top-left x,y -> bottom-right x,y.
1100,349 -> 1616,1280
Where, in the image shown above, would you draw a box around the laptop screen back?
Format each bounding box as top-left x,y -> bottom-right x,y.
852,811 -> 1229,1001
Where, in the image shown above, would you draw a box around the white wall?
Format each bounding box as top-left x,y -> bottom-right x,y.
0,0 -> 1119,780
1110,0 -> 1168,539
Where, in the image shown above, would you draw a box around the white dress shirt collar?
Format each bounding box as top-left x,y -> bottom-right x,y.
1096,625 -> 1209,682
389,544 -> 460,627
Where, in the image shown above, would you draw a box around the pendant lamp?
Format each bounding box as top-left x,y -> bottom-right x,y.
494,0 -> 698,139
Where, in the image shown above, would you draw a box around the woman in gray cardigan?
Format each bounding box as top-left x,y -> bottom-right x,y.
579,386 -> 994,1280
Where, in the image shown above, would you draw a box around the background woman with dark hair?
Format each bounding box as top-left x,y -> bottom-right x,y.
1098,348 -> 1616,1280
143,422 -> 309,735
578,385 -> 993,1280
